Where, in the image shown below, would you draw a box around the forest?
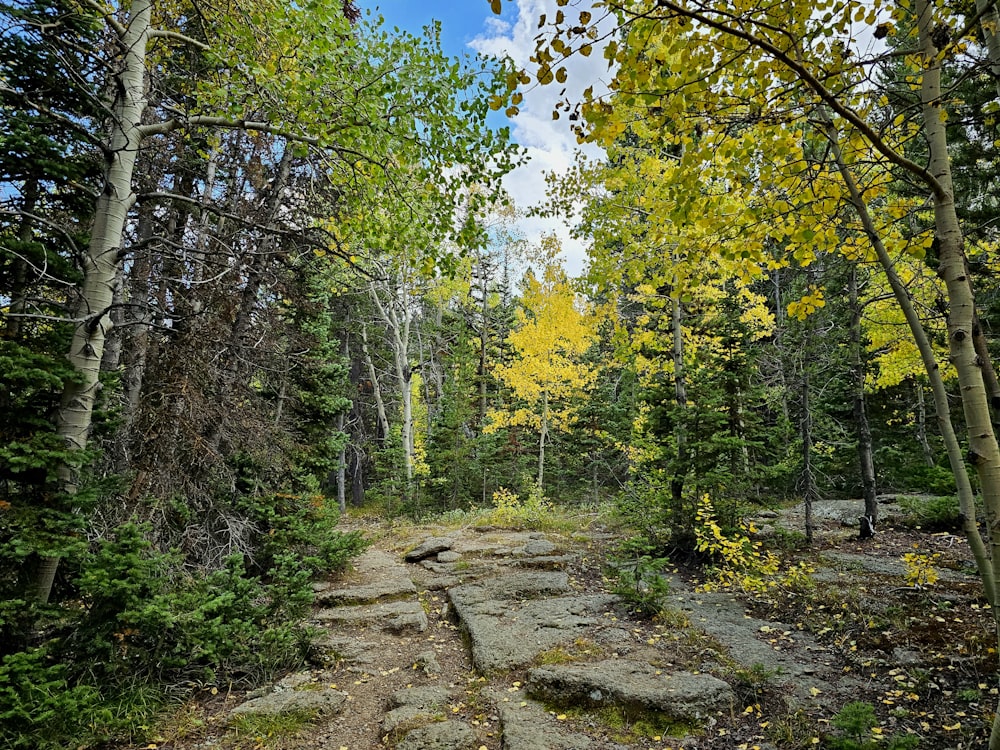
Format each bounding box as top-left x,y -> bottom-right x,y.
3,0 -> 1000,747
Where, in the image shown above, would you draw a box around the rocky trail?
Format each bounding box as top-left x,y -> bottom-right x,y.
160,497 -> 991,750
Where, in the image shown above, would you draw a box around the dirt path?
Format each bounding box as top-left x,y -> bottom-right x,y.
221,522 -> 869,749
153,506 -> 991,749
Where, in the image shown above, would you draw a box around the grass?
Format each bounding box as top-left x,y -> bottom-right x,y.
228,709 -> 318,749
534,637 -> 605,666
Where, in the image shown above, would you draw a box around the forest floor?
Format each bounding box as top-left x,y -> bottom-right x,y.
134,497 -> 996,750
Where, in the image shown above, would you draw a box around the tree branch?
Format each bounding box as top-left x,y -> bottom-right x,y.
649,0 -> 946,200
149,28 -> 210,50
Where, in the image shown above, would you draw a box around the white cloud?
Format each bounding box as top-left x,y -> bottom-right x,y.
470,0 -> 613,277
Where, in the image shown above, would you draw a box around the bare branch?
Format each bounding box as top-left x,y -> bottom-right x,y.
79,0 -> 126,37
149,28 -> 210,50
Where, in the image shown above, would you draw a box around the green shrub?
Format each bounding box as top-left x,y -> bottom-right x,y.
608,538 -> 672,617
897,494 -> 962,531
0,510 -> 366,749
828,701 -> 919,750
0,648 -> 110,750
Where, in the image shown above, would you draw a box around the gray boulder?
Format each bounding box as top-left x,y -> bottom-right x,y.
382,686 -> 451,736
396,720 -> 477,750
405,537 -> 455,562
527,661 -> 733,722
230,686 -> 347,718
313,550 -> 416,605
449,576 -> 615,673
312,599 -> 428,634
491,690 -> 593,750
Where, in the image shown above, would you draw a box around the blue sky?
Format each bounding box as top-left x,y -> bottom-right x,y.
359,1 -> 499,57
355,1 -> 608,276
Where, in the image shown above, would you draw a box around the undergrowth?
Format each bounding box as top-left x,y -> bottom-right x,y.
0,495 -> 367,750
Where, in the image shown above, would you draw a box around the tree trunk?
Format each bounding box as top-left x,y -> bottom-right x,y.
368,274 -> 415,490
914,379 -> 936,468
360,322 -> 391,445
538,389 -> 548,488
914,7 -> 1000,743
337,411 -> 347,514
800,357 -> 815,545
825,114 -> 992,598
849,264 -> 878,521
36,0 -> 152,604
670,289 -> 688,509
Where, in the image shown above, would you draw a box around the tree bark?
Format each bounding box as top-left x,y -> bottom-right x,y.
849,264 -> 878,521
800,353 -> 815,545
35,0 -> 152,604
538,388 -> 549,488
914,379 -> 936,468
670,289 -> 688,509
368,274 -> 415,488
360,321 -> 391,445
824,115 -> 993,604
914,7 -> 1000,742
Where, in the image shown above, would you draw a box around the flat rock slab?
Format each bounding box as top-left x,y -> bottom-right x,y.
383,686 -> 451,735
390,686 -> 452,709
666,577 -> 863,702
309,633 -> 379,665
230,687 -> 347,718
452,570 -> 572,602
775,497 -> 907,529
450,585 -> 617,673
405,537 -> 456,562
527,661 -> 733,721
517,538 -> 558,556
313,550 -> 416,605
396,720 -> 477,750
821,551 -> 973,582
313,599 -> 428,634
489,689 -> 593,750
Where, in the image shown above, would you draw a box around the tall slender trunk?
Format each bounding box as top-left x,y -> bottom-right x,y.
670,290 -> 688,509
336,411 -> 347,514
337,334 -> 349,514
800,354 -> 815,545
478,261 -> 490,425
368,275 -> 415,489
914,7 -> 1000,742
34,0 -> 152,604
360,322 -> 390,445
825,114 -> 991,598
538,389 -> 549,488
849,264 -> 878,520
914,379 -> 936,468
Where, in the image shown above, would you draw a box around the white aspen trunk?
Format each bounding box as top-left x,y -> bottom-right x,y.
915,5 -> 1000,745
360,321 -> 391,444
824,115 -> 993,603
369,276 -> 415,487
34,0 -> 152,604
976,0 -> 1000,90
